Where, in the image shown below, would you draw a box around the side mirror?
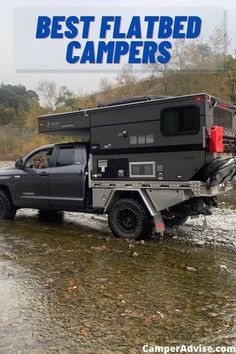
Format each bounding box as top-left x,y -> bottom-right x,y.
15,159 -> 23,169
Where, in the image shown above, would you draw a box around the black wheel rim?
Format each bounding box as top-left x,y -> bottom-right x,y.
115,208 -> 139,234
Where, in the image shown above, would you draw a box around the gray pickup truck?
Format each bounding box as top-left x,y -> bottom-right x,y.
0,142 -> 90,215
0,94 -> 235,239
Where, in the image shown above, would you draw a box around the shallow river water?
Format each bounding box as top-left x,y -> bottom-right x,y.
0,209 -> 235,353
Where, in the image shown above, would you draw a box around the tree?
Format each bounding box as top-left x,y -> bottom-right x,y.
97,78 -> 116,103
0,83 -> 39,126
37,81 -> 79,112
116,64 -> 137,86
37,81 -> 57,111
56,86 -> 77,110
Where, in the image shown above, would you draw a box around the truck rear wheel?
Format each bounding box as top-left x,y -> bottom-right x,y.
108,198 -> 151,240
0,190 -> 16,220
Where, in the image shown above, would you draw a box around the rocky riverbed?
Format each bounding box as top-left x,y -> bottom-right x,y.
59,208 -> 236,252
168,209 -> 236,252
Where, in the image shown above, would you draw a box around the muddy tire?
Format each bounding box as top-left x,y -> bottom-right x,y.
0,190 -> 16,220
163,214 -> 188,228
108,198 -> 151,240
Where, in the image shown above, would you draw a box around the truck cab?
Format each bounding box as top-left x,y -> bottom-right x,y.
5,143 -> 90,211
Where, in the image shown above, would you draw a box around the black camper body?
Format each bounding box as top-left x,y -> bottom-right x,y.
38,93 -> 236,183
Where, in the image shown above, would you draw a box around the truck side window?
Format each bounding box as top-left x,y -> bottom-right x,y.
56,147 -> 75,166
25,148 -> 53,169
161,106 -> 199,136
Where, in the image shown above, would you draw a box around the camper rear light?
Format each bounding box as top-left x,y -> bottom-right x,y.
218,102 -> 230,109
208,126 -> 224,153
194,96 -> 210,103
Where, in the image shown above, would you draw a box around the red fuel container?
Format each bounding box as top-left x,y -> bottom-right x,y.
209,126 -> 224,153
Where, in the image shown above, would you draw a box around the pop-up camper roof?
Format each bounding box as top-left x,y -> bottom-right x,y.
38,94 -> 236,139
38,95 -> 169,137
38,110 -> 90,137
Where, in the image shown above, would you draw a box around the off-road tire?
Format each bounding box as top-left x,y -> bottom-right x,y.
0,190 -> 17,220
163,214 -> 188,228
108,198 -> 151,240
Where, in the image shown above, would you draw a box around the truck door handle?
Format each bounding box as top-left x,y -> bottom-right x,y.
40,172 -> 49,176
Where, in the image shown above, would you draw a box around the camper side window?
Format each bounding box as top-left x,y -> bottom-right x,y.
161,106 -> 199,136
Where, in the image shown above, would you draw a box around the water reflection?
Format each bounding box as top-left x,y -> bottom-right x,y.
0,213 -> 235,353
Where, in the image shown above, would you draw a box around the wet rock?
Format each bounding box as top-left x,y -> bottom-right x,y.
90,245 -> 107,251
45,278 -> 54,288
194,240 -> 205,246
208,312 -> 218,318
67,285 -> 77,292
219,264 -> 228,271
203,327 -> 214,336
126,239 -> 135,244
98,278 -> 107,282
186,266 -> 197,272
156,311 -> 166,320
132,252 -> 138,257
223,339 -> 233,346
104,334 -> 114,342
7,270 -> 15,277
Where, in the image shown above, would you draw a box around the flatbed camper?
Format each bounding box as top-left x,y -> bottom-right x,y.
0,94 -> 235,240
38,93 -> 236,182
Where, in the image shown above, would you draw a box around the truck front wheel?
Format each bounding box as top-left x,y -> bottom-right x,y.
108,198 -> 151,240
0,190 -> 16,220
